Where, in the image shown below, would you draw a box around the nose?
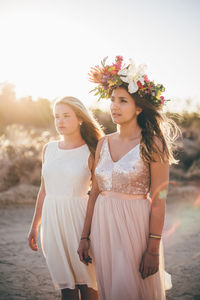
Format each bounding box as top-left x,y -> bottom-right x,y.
57,118 -> 63,124
111,101 -> 120,111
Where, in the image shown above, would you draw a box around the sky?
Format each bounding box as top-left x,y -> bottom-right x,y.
0,0 -> 199,112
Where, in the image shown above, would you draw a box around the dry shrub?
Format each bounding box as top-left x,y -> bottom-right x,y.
0,124 -> 58,191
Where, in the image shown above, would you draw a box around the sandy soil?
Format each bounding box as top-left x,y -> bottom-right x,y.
0,185 -> 200,300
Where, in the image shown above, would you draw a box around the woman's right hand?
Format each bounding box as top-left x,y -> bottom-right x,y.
77,239 -> 92,265
28,226 -> 39,251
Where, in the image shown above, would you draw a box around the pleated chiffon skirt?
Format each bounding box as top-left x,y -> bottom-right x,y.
40,195 -> 97,290
91,192 -> 168,300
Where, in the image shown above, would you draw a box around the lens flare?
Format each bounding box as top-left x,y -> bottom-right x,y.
151,180 -> 178,202
193,193 -> 200,208
164,220 -> 180,239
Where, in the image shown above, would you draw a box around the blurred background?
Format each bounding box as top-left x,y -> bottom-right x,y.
0,0 -> 200,299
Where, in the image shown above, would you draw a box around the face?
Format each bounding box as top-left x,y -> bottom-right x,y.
110,87 -> 142,125
54,103 -> 81,136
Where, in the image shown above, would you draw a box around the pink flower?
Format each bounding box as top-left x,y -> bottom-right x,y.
160,96 -> 165,104
137,80 -> 143,89
144,75 -> 150,83
114,56 -> 123,69
111,67 -> 119,74
116,55 -> 123,61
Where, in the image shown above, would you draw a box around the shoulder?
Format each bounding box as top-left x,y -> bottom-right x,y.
105,132 -> 119,147
96,136 -> 107,150
153,136 -> 164,152
94,136 -> 108,161
43,140 -> 58,152
96,132 -> 118,148
42,140 -> 58,162
44,140 -> 58,146
96,133 -> 116,156
96,132 -> 116,150
97,132 -> 117,147
151,136 -> 168,163
107,132 -> 118,140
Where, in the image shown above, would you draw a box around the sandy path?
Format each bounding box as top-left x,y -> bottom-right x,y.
0,186 -> 200,300
163,187 -> 200,300
0,206 -> 60,300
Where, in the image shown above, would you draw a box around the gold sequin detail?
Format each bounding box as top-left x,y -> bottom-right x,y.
95,138 -> 150,195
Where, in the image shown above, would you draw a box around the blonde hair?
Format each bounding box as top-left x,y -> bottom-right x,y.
54,96 -> 104,156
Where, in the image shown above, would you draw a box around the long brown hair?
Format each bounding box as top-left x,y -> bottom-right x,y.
54,97 -> 104,157
120,85 -> 180,165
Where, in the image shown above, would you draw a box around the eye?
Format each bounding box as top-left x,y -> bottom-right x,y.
120,98 -> 127,103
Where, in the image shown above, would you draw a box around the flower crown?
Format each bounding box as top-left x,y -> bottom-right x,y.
89,56 -> 168,107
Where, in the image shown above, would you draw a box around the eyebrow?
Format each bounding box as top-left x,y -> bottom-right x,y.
111,96 -> 128,100
55,112 -> 71,116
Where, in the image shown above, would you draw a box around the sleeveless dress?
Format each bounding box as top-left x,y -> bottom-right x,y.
40,140 -> 97,290
91,137 -> 171,300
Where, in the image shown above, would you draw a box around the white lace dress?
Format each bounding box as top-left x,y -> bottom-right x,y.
40,141 -> 97,290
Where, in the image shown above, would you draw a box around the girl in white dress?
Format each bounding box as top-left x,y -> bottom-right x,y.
28,96 -> 103,300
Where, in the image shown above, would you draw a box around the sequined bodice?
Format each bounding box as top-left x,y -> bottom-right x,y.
95,138 -> 150,195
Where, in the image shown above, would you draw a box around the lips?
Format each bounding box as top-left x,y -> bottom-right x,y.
112,112 -> 121,117
58,127 -> 66,129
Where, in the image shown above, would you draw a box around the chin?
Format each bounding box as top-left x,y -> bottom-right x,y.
57,128 -> 68,135
112,120 -> 120,125
111,118 -> 123,125
57,128 -> 64,133
111,116 -> 121,123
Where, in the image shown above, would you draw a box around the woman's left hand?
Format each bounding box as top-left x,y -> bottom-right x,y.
77,239 -> 92,265
139,250 -> 159,279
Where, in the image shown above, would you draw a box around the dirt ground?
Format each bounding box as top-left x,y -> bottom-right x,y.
0,185 -> 200,300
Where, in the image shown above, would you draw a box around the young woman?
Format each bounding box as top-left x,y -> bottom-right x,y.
28,96 -> 103,300
78,56 -> 179,300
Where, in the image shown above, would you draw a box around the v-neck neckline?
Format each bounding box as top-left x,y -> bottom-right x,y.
106,138 -> 140,164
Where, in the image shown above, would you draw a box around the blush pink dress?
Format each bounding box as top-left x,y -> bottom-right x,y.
91,137 -> 171,300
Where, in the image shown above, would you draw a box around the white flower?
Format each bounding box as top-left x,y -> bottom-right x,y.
118,59 -> 147,93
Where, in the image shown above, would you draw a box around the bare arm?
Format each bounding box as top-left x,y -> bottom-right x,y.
78,137 -> 105,263
81,137 -> 105,238
147,158 -> 169,253
28,144 -> 47,251
140,138 -> 169,279
29,177 -> 46,229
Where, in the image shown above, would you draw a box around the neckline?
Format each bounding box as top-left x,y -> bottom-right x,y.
57,141 -> 87,151
106,138 -> 140,163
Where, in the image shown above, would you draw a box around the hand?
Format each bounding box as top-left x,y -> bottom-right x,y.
77,239 -> 92,266
139,249 -> 159,279
28,226 -> 39,251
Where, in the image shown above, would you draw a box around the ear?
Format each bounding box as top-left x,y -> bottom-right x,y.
78,118 -> 83,125
136,107 -> 142,115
